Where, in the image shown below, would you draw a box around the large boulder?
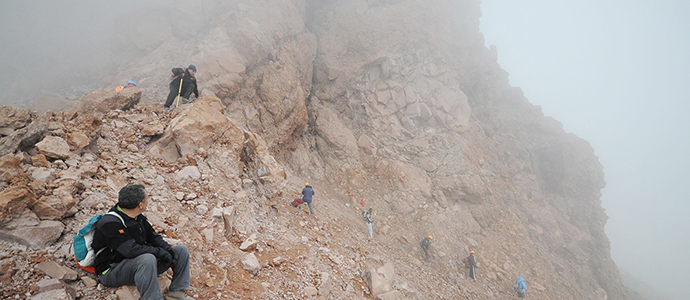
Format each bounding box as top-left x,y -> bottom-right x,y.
0,116 -> 49,157
0,220 -> 64,249
363,262 -> 396,297
71,88 -> 141,114
35,136 -> 71,160
149,95 -> 243,162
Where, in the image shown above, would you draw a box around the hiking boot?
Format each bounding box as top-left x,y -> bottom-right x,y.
164,106 -> 173,111
165,290 -> 196,300
181,98 -> 191,104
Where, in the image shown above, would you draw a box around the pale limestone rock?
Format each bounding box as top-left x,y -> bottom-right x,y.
196,205 -> 209,215
81,276 -> 97,288
176,166 -> 201,180
357,134 -> 376,155
241,253 -> 261,275
70,132 -> 91,149
30,288 -> 71,300
202,228 -> 214,243
376,290 -> 402,300
0,220 -> 64,249
365,262 -> 396,296
141,123 -> 165,136
35,136 -> 70,159
31,168 -> 54,181
304,286 -> 318,296
37,278 -> 62,292
318,272 -> 331,296
36,261 -> 78,281
239,234 -> 258,251
4,209 -> 40,229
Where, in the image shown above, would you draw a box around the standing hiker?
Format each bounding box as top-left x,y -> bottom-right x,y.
362,208 -> 374,239
465,250 -> 477,280
164,64 -> 199,111
91,184 -> 196,300
515,277 -> 527,298
300,182 -> 315,215
420,235 -> 433,261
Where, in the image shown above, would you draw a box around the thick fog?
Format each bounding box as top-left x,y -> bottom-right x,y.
0,1 -> 166,106
481,0 -> 690,299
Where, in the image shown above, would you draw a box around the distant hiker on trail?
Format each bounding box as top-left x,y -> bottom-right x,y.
164,64 -> 199,111
420,235 -> 433,261
465,250 -> 477,280
362,208 -> 374,239
115,80 -> 137,91
299,182 -> 315,215
91,184 -> 196,300
515,277 -> 527,298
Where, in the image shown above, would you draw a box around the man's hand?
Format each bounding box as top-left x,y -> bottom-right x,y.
157,247 -> 173,264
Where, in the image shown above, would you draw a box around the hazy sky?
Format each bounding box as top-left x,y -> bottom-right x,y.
480,0 -> 690,299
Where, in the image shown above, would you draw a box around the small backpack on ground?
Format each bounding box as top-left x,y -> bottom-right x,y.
73,211 -> 125,273
291,197 -> 302,207
463,257 -> 470,268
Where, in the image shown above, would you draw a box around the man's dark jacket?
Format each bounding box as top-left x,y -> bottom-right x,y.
302,185 -> 315,203
467,254 -> 476,266
164,68 -> 198,107
91,205 -> 172,274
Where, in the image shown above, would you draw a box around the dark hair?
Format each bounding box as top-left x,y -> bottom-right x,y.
118,184 -> 146,209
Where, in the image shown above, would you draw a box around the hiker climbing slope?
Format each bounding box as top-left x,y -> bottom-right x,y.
420,235 -> 433,261
362,208 -> 374,239
466,250 -> 477,280
515,277 -> 527,299
300,182 -> 315,215
164,64 -> 199,110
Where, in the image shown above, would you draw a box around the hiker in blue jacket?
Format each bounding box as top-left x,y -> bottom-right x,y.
515,277 -> 527,298
300,182 -> 315,215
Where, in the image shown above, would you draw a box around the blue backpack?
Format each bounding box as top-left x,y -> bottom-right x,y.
73,212 -> 125,273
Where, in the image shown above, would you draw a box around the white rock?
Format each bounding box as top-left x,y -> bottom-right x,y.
241,253 -> 261,275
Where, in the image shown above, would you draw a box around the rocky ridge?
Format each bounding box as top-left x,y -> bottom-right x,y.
1,0 -> 644,300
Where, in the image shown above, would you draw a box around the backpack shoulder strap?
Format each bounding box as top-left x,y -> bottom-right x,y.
105,211 -> 127,227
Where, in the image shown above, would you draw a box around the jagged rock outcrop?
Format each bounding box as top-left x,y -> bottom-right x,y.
0,1 -> 643,300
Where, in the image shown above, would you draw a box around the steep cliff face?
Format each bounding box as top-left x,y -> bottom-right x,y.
0,0 -> 643,299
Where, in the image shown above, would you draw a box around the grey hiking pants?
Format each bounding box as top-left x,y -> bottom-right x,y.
366,222 -> 374,239
299,201 -> 315,215
98,245 -> 191,300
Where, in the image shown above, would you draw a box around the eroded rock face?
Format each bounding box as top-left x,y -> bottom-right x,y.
150,95 -> 243,162
0,105 -> 34,130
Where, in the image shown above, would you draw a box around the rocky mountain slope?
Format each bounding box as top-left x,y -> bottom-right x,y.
1,0 -> 644,299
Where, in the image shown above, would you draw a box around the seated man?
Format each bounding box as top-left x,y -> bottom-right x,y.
92,184 -> 195,300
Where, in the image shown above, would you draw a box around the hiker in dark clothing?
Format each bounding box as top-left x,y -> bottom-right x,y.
92,184 -> 195,300
515,277 -> 527,298
300,182 -> 315,215
466,250 -> 477,280
420,235 -> 433,261
164,64 -> 199,110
